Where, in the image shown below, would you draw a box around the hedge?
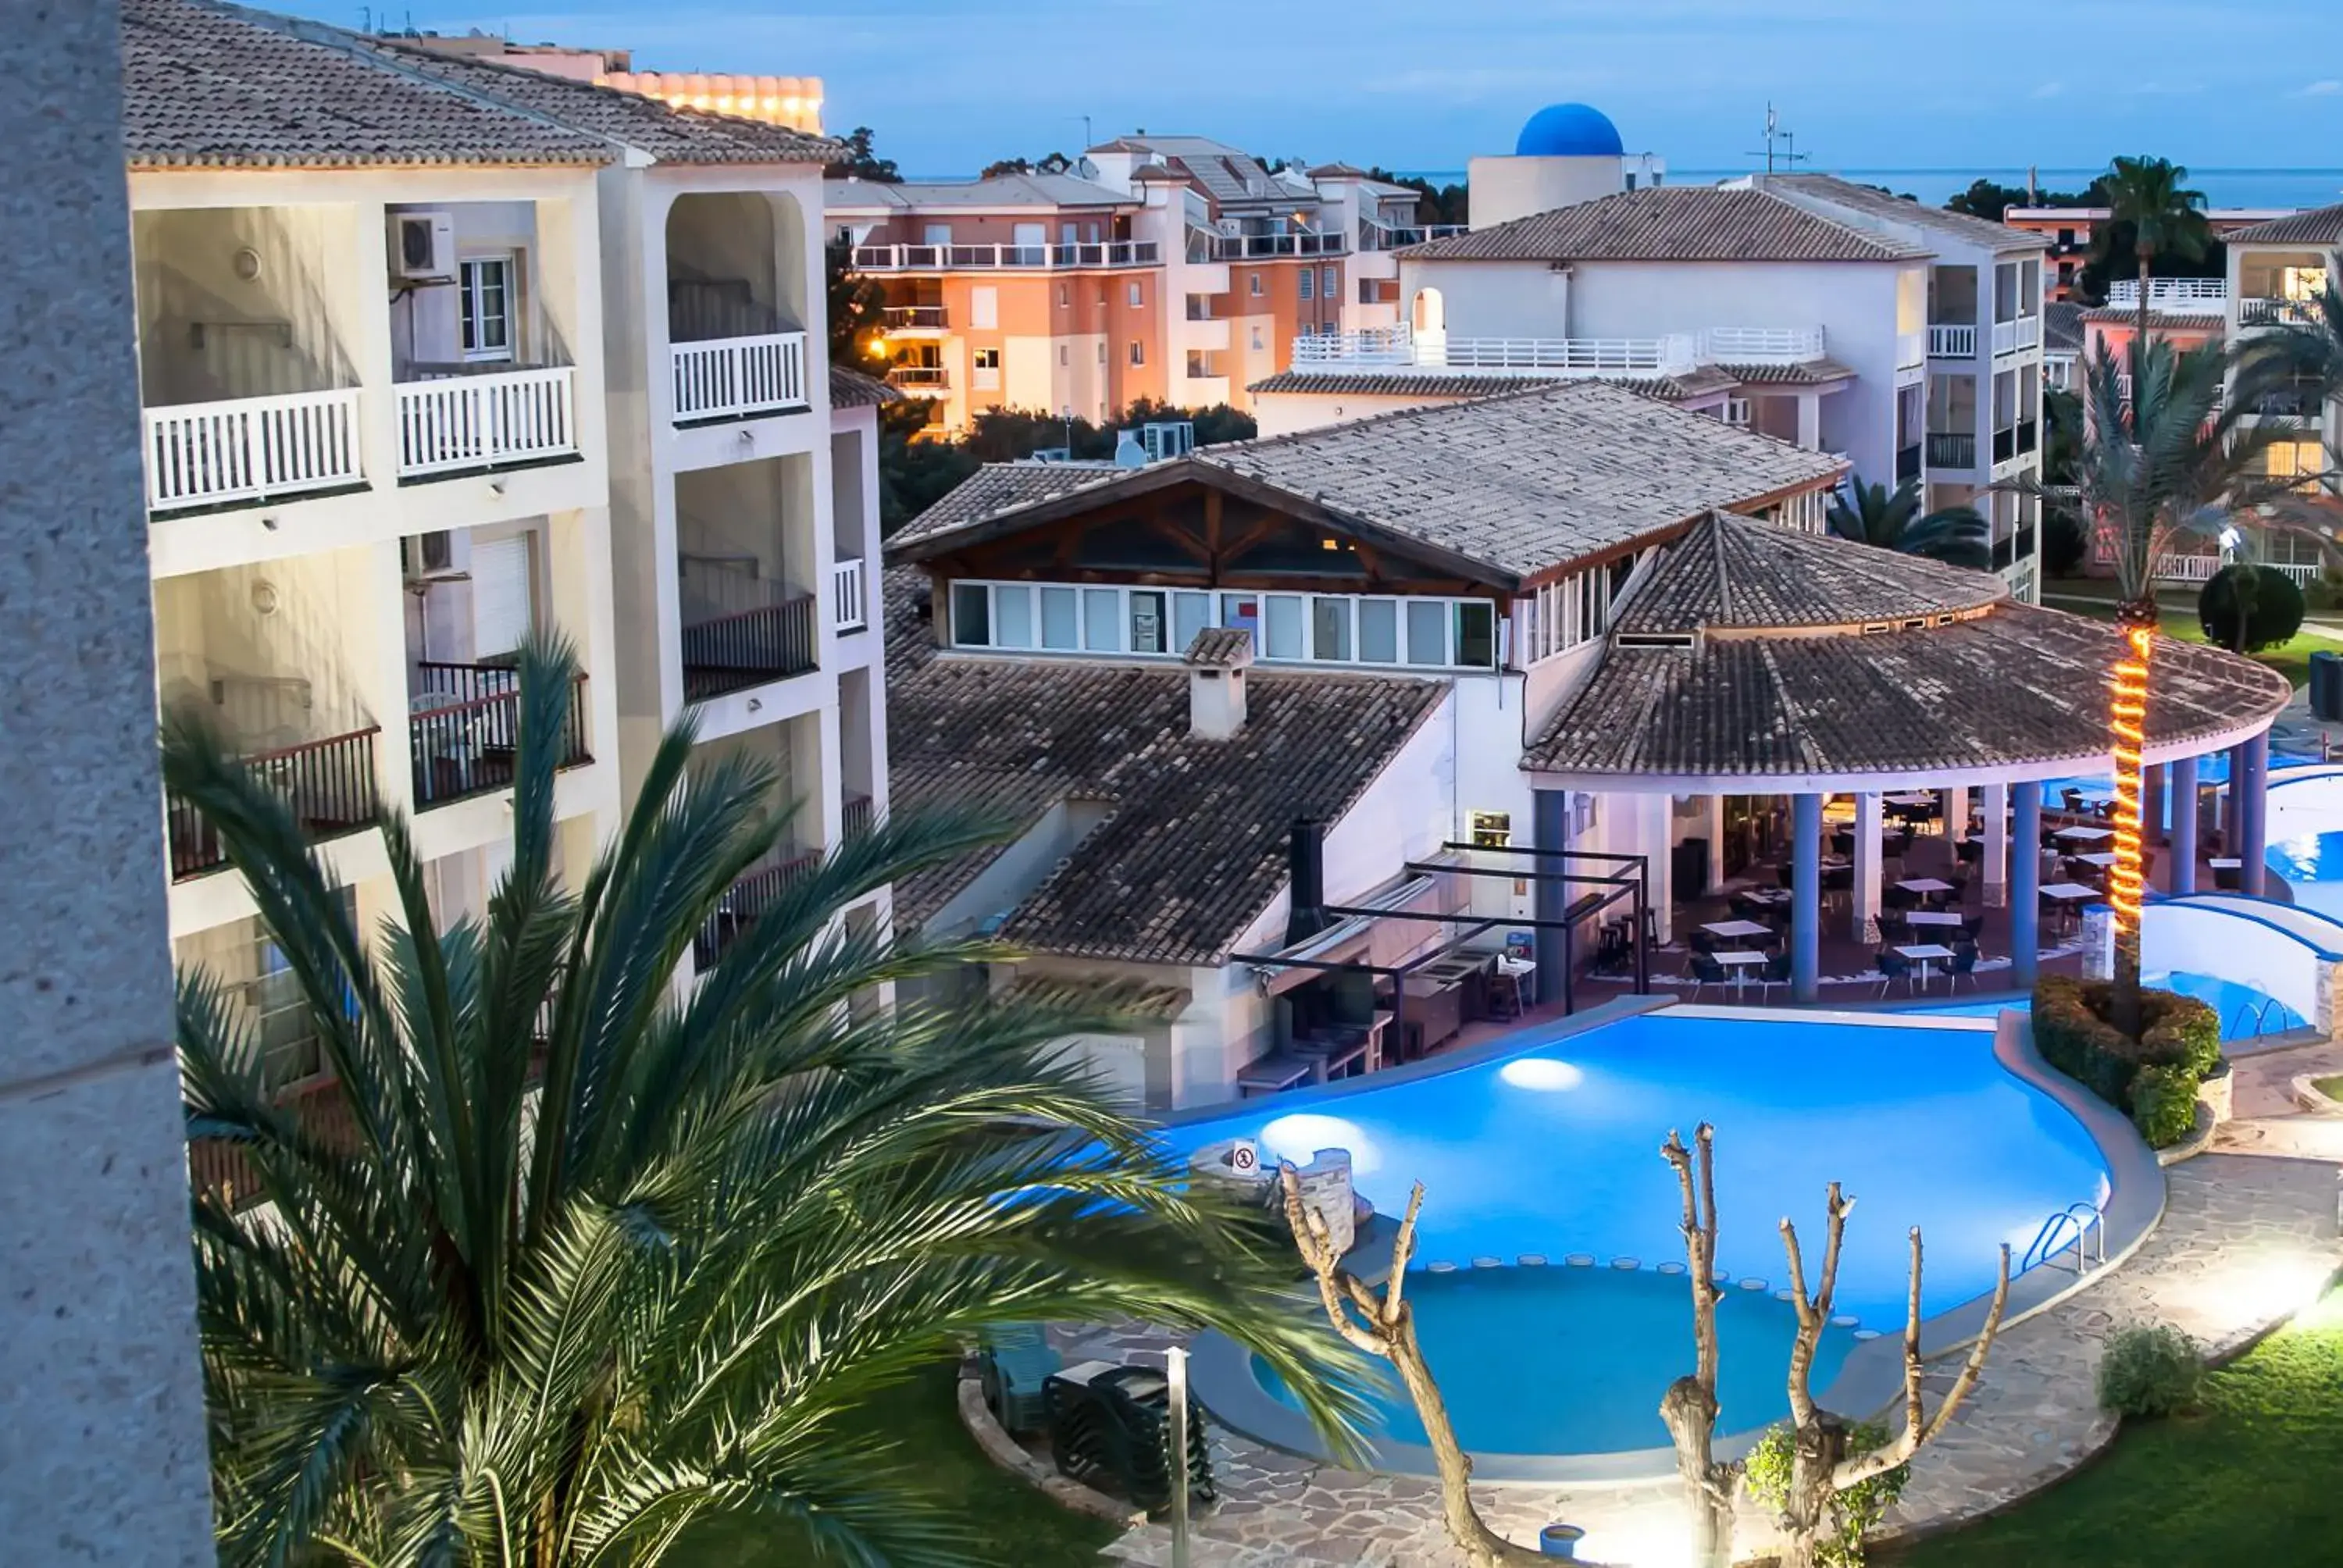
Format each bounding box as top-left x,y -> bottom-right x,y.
2032,976 -> 2220,1147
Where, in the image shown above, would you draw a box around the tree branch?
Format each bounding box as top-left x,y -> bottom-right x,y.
1834,1240 -> 2013,1488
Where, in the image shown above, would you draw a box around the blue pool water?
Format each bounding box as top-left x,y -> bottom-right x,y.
2270,831 -> 2343,924
1257,1265 -> 1858,1456
1917,971 -> 2303,1038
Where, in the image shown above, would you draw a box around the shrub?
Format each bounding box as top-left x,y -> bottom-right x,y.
2096,1323 -> 2202,1417
2200,561 -> 2306,654
2031,978 -> 2220,1143
1744,1418 -> 1910,1567
2130,1063 -> 2201,1148
2140,993 -> 2220,1081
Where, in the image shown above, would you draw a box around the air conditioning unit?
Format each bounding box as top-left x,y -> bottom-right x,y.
390,212 -> 456,280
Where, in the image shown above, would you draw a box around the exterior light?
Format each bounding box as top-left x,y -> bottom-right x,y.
1500,1058 -> 1583,1092
2107,623 -> 2152,935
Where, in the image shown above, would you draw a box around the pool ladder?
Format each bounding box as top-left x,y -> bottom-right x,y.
2020,1202 -> 2106,1276
2229,997 -> 2293,1040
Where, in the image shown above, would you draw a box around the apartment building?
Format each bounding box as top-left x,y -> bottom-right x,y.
1250,109 -> 2051,602
826,136 -> 1450,429
2003,205 -> 2297,302
124,0 -> 886,1089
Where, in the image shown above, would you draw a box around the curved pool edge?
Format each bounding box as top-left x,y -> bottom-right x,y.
1185,1003 -> 2164,1488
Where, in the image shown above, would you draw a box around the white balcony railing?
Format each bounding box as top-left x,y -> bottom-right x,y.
394,366 -> 578,479
1359,221 -> 1470,251
671,331 -> 808,422
831,557 -> 868,633
851,241 -> 1161,271
2107,277 -> 2230,309
1928,323 -> 1978,358
1288,324 -> 1825,376
1991,316 -> 2042,355
2241,297 -> 2322,328
143,387 -> 364,512
2153,552 -> 2318,586
1204,230 -> 1347,261
1895,328 -> 1926,370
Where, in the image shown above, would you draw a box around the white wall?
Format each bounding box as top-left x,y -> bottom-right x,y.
1251,388 -> 1479,439
2142,900 -> 2330,1027
1466,155 -> 1626,229
1403,258 -> 1570,339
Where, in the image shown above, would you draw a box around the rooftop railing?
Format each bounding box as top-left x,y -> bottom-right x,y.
2106,277 -> 2229,309
851,241 -> 1160,271
1287,323 -> 1827,376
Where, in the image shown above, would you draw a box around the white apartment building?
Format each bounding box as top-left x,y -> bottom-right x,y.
125,0 -> 886,1085
1250,105 -> 2049,603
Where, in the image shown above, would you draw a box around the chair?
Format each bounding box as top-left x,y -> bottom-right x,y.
1883,885 -> 1917,914
1874,950 -> 1911,997
1778,863 -> 1796,890
1689,928 -> 1718,955
1962,913 -> 1986,943
1757,949 -> 1793,1002
1686,952 -> 1728,1000
2061,787 -> 2085,814
1949,943 -> 1980,992
978,1324 -> 1061,1436
1954,838 -> 1983,865
2215,861 -> 2242,891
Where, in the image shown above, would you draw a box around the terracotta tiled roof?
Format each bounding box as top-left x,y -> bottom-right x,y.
122,0 -> 612,169
828,365 -> 900,408
1183,626 -> 1256,667
2077,306 -> 2226,326
2222,202 -> 2343,246
1611,511 -> 2003,637
891,383 -> 1843,583
884,571 -> 1448,964
1402,186 -> 1931,264
2044,302 -> 2087,354
1716,358 -> 1859,386
1765,174 -> 2047,255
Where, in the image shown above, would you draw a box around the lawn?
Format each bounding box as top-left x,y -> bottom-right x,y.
1885,1286 -> 2343,1568
676,1363 -> 1118,1566
2042,576 -> 2343,688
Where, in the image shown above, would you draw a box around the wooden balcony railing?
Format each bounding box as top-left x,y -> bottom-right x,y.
843,793 -> 875,839
680,593 -> 817,701
694,853 -> 819,969
409,663 -> 592,810
166,725 -> 382,881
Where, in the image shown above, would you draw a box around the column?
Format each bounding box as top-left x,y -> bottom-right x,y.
1533,789 -> 1571,1007
2170,754 -> 2200,895
1792,793 -> 1823,1003
1942,785 -> 1970,843
1645,793 -> 1674,946
2241,732 -> 2270,896
1796,392 -> 1822,451
2141,763 -> 2165,891
2225,740 -> 2249,852
1982,781 -> 2010,907
1704,794 -> 1726,896
1853,792 -> 1883,943
0,1 -> 217,1554
2012,781 -> 2043,989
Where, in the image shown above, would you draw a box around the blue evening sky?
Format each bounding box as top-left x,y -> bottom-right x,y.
306,0 -> 2343,180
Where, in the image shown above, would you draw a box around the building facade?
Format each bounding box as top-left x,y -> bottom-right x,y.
2003,205 -> 2300,303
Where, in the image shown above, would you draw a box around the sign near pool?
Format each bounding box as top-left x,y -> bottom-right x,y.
1228,1139 -> 1259,1176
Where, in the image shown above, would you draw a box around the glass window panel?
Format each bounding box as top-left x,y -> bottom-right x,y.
1129,591 -> 1166,654
1358,599 -> 1399,663
1311,597 -> 1351,662
994,586 -> 1035,649
1172,591 -> 1211,657
950,582 -> 990,647
1454,602 -> 1496,668
1264,595 -> 1304,660
1040,586 -> 1079,650
1082,589 -> 1122,651
1220,593 -> 1260,638
1405,600 -> 1447,666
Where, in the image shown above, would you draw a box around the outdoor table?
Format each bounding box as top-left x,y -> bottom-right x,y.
1896,878 -> 1953,896
1904,909 -> 1963,928
2041,881 -> 2099,931
2209,857 -> 2242,870
1712,948 -> 1767,994
1885,793 -> 1934,807
2070,851 -> 2118,868
2056,825 -> 2114,843
1702,919 -> 1773,945
1895,943 -> 1956,992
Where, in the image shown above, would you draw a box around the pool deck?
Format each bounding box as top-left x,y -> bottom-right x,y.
1085,1144 -> 2343,1568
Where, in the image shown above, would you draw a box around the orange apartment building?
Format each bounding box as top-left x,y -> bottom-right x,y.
2003,205 -> 2295,302
826,135 -> 1447,431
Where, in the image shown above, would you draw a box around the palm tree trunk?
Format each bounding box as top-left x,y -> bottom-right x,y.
2135,254 -> 2152,359
2109,600 -> 2157,1038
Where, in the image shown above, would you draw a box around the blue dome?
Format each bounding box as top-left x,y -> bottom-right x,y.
1514,102 -> 1624,158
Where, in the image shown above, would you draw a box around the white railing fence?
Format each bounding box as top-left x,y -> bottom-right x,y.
395,367 -> 577,478
831,557 -> 868,633
1928,323 -> 1979,358
144,387 -> 364,511
851,241 -> 1161,271
2154,552 -> 2319,586
671,331 -> 808,422
2241,297 -> 2322,327
1288,324 -> 1824,376
2107,277 -> 2230,308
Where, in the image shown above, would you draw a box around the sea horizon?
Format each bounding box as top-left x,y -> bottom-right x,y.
1393,166 -> 2343,210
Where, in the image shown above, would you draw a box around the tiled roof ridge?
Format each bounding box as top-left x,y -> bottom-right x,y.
1708,510 -> 1735,625
1745,181 -> 1938,259
2224,199 -> 2343,244
1402,184 -> 1928,264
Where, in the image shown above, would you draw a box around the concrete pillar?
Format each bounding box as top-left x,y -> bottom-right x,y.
1793,793 -> 1823,1003
2225,740 -> 2249,852
2013,781 -> 2043,989
0,2 -> 216,1554
1853,792 -> 1883,942
2170,754 -> 2200,895
1796,392 -> 1822,451
2141,762 -> 2166,888
1982,781 -> 2010,906
1645,793 -> 1674,946
1532,789 -> 1571,1007
1704,793 -> 1726,895
1942,785 -> 1970,843
2241,732 -> 2270,896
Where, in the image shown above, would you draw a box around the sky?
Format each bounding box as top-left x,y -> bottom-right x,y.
311,0 -> 2343,180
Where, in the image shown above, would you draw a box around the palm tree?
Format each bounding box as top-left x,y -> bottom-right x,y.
2098,155 -> 2211,346
172,636 -> 1363,1567
1824,475 -> 1993,570
2052,337 -> 2286,1036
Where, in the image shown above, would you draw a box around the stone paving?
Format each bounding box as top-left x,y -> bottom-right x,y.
1061,1150 -> 2341,1567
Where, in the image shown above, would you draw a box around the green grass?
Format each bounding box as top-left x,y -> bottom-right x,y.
675,1363 -> 1119,1566
2042,577 -> 2343,687
1885,1287 -> 2343,1568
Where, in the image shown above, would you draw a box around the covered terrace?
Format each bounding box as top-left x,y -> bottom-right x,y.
1522,513 -> 2295,1003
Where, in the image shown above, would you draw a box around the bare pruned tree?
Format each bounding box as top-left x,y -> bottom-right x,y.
1659,1124 -> 1739,1568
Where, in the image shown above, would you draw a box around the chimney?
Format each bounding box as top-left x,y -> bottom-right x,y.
1182,626 -> 1252,739
1285,818 -> 1328,947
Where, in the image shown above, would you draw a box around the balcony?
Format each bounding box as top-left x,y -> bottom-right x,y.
394,365 -> 578,480
1288,323 -> 1827,377
882,305 -> 948,331
1926,432 -> 1977,469
2107,277 -> 2229,310
694,850 -> 819,968
886,365 -> 950,397
1992,425 -> 2017,465
851,241 -> 1160,271
1991,316 -> 2042,356
670,331 -> 809,423
408,662 -> 591,811
831,557 -> 868,633
1896,442 -> 1924,483
166,725 -> 381,881
144,388 -> 365,513
843,792 -> 875,839
680,587 -> 817,702
1928,324 -> 1978,359
1204,230 -> 1347,260
2241,297 -> 2322,328
1358,221 -> 1470,251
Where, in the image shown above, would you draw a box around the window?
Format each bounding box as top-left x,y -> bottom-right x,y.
993,585 -> 1035,649
1468,811 -> 1512,848
1172,591 -> 1212,655
1129,339 -> 1145,366
1264,595 -> 1305,659
459,255 -> 515,362
1299,268 -> 1314,301
951,583 -> 990,647
1311,597 -> 1351,661
1322,265 -> 1337,296
1357,598 -> 1398,662
1057,283 -> 1070,308
1059,344 -> 1069,366
1129,590 -> 1167,654
1040,586 -> 1079,650
922,223 -> 952,245
1250,272 -> 1264,297
972,345 -> 1000,391
969,286 -> 998,330
1405,600 -> 1446,666
1082,588 -> 1123,651
1251,326 -> 1264,351
1453,602 -> 1496,668
1724,397 -> 1751,427
1098,342 -> 1107,364
1127,280 -> 1144,308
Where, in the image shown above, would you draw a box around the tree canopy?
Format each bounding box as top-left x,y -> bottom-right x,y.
2200,562 -> 2306,654
824,125 -> 898,183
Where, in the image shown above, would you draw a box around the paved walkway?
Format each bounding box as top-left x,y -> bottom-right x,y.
1078,1143 -> 2341,1567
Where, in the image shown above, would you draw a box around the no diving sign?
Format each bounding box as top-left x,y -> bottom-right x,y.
1228,1139 -> 1260,1176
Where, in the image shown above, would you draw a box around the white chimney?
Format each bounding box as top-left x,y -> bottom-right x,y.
1183,626 -> 1254,739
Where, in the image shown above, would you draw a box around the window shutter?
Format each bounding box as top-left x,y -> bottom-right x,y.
469,536 -> 534,657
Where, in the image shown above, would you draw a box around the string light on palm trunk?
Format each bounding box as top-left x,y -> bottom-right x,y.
2106,622 -> 2153,933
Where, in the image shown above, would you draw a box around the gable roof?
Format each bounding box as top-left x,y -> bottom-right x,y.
2223,201 -> 2343,247
828,365 -> 900,409
1402,185 -> 1931,265
885,570 -> 1448,966
1764,174 -> 2046,255
824,172 -> 1132,211
2044,301 -> 2086,354
1612,511 -> 2003,636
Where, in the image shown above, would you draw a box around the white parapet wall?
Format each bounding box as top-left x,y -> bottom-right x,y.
2142,895 -> 2343,1037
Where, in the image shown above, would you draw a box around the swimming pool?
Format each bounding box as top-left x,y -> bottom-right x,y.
1916,971 -> 2305,1039
2270,831 -> 2343,924
1164,1004 -> 2120,1470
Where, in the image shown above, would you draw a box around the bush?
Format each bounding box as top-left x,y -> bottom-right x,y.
2200,562 -> 2306,654
2042,510 -> 2088,577
2130,1063 -> 2202,1148
2031,978 -> 2220,1143
1744,1418 -> 1910,1567
2096,1324 -> 2202,1417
